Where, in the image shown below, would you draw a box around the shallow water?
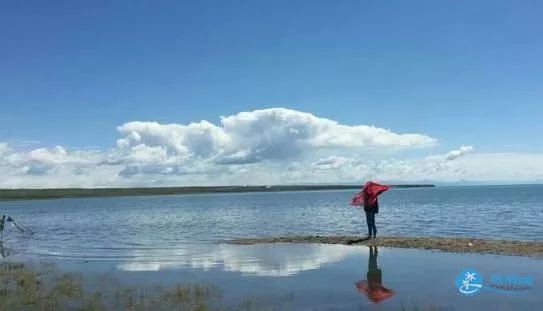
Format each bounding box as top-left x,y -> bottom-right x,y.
10,243 -> 542,310
1,185 -> 542,310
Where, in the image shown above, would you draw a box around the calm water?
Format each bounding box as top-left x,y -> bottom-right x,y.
29,244 -> 542,311
1,185 -> 542,310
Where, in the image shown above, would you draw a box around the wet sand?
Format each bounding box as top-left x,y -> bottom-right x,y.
225,235 -> 543,258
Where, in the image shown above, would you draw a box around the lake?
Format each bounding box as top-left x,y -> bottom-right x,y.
1,185 -> 542,310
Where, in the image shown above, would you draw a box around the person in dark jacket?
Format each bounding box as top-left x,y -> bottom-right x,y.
351,181 -> 390,239
363,190 -> 379,238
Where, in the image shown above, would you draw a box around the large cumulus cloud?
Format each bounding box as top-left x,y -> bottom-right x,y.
0,108 -> 541,188
113,108 -> 437,166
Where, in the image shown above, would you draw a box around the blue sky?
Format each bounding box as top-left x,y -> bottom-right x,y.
1,0 -> 542,187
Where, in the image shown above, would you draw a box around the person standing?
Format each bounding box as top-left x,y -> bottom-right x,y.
351,181 -> 390,239
363,190 -> 379,238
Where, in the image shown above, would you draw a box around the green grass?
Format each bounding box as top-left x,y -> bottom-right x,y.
0,184 -> 434,202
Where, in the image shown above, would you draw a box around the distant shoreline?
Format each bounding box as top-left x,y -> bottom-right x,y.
225,235 -> 543,258
0,184 -> 435,202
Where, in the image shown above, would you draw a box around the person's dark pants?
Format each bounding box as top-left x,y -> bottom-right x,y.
365,211 -> 377,237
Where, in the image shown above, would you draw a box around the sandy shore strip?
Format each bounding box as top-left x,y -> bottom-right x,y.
225,235 -> 543,258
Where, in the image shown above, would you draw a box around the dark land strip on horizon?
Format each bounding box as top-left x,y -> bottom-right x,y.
225,235 -> 543,258
0,184 -> 434,201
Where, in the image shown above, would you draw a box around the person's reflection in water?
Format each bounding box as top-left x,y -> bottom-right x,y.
0,241 -> 6,258
355,246 -> 395,304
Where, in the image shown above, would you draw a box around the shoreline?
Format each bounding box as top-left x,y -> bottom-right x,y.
0,184 -> 434,202
225,235 -> 543,258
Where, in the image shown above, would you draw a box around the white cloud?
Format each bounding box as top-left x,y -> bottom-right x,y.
445,145 -> 474,161
114,108 -> 436,166
0,108 -> 541,188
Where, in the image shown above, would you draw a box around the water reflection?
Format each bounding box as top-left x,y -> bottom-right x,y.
0,241 -> 6,258
116,243 -> 367,277
0,236 -> 370,277
355,246 -> 396,304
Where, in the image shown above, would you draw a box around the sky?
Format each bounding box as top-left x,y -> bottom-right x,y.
1,0 -> 542,188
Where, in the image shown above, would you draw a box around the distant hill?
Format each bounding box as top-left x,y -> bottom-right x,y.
0,184 -> 435,202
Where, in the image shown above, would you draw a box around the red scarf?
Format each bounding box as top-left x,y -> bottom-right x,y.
351,181 -> 390,206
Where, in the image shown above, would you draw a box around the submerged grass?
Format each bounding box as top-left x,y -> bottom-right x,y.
0,261 -> 295,311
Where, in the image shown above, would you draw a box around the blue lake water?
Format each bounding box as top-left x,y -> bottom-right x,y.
1,185 -> 542,310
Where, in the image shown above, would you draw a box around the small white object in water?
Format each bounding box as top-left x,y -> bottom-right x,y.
468,242 -> 473,246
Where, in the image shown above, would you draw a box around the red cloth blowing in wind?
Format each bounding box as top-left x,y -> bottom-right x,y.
351,181 -> 390,207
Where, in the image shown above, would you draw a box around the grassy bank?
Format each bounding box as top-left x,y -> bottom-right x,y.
0,184 -> 434,202
226,235 -> 543,258
0,261 -> 448,311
